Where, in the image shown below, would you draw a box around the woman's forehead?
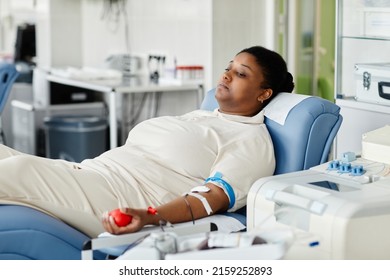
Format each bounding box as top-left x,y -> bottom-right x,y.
232,52 -> 261,72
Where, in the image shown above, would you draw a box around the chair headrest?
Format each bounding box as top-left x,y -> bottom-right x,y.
263,92 -> 310,125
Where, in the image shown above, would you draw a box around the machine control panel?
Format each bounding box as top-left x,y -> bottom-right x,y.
311,152 -> 390,184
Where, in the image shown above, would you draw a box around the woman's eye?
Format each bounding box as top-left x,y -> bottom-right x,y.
224,67 -> 246,77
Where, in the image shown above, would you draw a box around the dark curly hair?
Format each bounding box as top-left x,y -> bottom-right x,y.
238,46 -> 295,106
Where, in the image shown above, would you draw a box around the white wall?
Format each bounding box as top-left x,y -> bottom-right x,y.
80,0 -> 275,90
211,0 -> 276,89
0,0 -> 36,58
81,0 -> 213,88
35,0 -> 83,69
1,0 -> 277,90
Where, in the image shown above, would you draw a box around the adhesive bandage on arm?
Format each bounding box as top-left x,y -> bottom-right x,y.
183,185 -> 213,216
186,192 -> 213,215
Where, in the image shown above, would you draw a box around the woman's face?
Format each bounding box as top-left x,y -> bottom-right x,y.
215,52 -> 272,116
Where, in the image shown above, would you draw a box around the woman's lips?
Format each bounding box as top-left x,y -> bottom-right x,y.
218,83 -> 229,90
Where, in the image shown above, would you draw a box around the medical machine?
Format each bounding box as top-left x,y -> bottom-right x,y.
105,54 -> 142,77
82,222 -> 291,260
361,125 -> 390,165
247,155 -> 390,259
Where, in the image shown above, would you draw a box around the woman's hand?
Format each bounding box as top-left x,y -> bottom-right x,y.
102,208 -> 149,235
101,183 -> 230,235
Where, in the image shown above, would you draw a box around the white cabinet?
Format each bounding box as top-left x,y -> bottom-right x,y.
334,0 -> 390,158
335,99 -> 390,157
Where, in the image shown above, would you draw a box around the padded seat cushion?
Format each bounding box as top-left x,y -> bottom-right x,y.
0,205 -> 105,260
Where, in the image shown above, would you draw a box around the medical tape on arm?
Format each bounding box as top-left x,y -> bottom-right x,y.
186,192 -> 213,215
183,185 -> 213,216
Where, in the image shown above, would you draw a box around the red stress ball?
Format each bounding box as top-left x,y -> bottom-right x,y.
109,209 -> 133,227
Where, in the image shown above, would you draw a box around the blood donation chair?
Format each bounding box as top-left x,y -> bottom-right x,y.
0,88 -> 342,260
0,63 -> 19,144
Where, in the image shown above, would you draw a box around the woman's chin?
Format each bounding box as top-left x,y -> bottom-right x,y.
216,86 -> 230,100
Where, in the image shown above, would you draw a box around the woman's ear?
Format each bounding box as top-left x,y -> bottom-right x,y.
257,88 -> 273,103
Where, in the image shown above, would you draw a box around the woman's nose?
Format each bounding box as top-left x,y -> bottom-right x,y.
223,71 -> 231,81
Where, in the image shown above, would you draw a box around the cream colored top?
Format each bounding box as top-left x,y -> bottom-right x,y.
81,109 -> 275,211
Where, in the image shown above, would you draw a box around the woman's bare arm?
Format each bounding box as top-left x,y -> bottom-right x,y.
102,183 -> 230,235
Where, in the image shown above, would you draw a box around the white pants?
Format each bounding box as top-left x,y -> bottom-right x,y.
0,144 -> 122,237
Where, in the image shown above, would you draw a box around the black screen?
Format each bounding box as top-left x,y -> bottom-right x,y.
309,180 -> 340,191
14,24 -> 36,64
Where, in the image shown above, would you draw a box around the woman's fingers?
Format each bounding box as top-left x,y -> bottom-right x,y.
101,208 -> 145,235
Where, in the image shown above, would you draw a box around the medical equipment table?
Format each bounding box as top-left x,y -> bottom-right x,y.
46,74 -> 204,148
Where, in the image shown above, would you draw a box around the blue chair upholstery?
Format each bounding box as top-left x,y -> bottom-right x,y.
0,63 -> 19,144
0,63 -> 19,114
0,88 -> 342,259
0,205 -> 93,260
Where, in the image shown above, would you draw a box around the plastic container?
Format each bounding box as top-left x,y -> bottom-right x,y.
44,115 -> 107,162
176,65 -> 204,80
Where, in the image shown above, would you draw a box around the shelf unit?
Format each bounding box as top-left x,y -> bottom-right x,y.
334,0 -> 390,157
335,0 -> 390,99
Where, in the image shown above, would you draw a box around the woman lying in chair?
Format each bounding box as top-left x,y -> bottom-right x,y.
0,46 -> 294,238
